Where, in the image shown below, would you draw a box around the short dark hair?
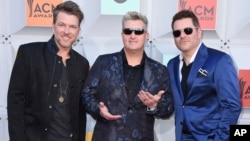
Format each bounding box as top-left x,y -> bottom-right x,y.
53,1 -> 84,26
171,10 -> 200,30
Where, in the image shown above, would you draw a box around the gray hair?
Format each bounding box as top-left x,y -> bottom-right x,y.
122,11 -> 148,30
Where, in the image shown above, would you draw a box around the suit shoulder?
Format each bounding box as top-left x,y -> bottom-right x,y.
20,42 -> 47,48
97,51 -> 120,60
146,57 -> 167,69
207,47 -> 231,59
18,42 -> 47,52
167,55 -> 179,65
16,42 -> 48,58
72,50 -> 89,65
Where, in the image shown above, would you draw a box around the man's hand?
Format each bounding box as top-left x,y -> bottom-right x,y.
99,102 -> 122,120
138,90 -> 164,108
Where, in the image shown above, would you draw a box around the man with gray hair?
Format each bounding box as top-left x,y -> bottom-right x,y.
81,11 -> 174,141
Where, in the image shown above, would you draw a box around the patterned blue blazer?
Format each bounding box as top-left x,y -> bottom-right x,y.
81,49 -> 174,141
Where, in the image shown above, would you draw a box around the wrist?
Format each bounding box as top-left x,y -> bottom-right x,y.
147,106 -> 157,111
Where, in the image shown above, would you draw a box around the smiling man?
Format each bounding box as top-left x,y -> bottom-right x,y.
7,1 -> 89,141
81,11 -> 174,141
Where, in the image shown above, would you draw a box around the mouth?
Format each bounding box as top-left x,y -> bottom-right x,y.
62,35 -> 71,41
180,40 -> 189,44
129,40 -> 137,43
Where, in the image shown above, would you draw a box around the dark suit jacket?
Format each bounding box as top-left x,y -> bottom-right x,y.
167,43 -> 241,141
7,36 -> 89,141
81,50 -> 174,141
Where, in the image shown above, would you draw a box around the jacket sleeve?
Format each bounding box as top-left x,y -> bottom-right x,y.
213,54 -> 241,141
7,45 -> 28,141
81,56 -> 103,121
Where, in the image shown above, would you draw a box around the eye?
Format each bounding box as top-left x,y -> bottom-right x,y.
70,25 -> 78,29
57,23 -> 65,27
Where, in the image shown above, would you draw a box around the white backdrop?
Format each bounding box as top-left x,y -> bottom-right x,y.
1,0 -> 250,141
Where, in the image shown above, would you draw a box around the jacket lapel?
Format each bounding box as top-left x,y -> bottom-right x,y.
186,44 -> 208,95
134,60 -> 152,104
115,52 -> 130,105
173,58 -> 185,101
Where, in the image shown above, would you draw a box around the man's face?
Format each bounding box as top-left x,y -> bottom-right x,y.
52,11 -> 80,50
172,18 -> 201,54
121,20 -> 148,52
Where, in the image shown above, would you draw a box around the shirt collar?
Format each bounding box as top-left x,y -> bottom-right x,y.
48,35 -> 73,56
122,49 -> 145,67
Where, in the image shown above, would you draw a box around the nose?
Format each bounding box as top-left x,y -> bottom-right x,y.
179,31 -> 186,37
64,26 -> 70,33
130,31 -> 136,37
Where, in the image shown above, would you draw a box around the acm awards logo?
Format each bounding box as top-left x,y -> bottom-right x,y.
179,0 -> 215,21
239,78 -> 250,100
27,0 -> 56,18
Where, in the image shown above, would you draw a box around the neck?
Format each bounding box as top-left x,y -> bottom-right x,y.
182,46 -> 199,65
124,49 -> 143,66
182,55 -> 191,66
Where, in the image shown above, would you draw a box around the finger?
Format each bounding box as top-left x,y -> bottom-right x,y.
105,113 -> 122,120
108,115 -> 122,120
145,92 -> 153,98
99,102 -> 122,120
138,91 -> 147,101
99,102 -> 105,107
99,102 -> 110,116
157,90 -> 165,97
139,90 -> 147,96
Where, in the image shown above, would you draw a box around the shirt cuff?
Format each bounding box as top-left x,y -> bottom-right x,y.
147,106 -> 157,111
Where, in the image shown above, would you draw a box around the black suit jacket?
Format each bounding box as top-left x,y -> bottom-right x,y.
7,36 -> 89,141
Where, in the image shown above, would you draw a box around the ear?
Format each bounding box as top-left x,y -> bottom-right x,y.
146,32 -> 149,40
197,27 -> 203,38
77,27 -> 81,35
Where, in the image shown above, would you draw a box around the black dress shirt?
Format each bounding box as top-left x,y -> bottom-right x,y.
122,50 -> 144,105
181,61 -> 193,98
48,57 -> 72,141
